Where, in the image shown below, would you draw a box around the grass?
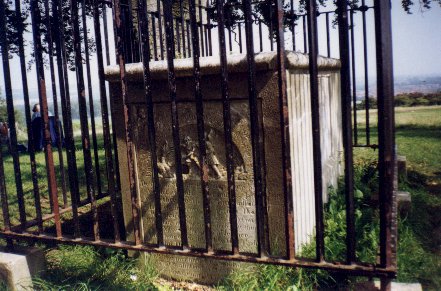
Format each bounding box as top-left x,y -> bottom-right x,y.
0,106 -> 440,290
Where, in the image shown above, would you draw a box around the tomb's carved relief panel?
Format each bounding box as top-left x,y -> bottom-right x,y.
131,101 -> 259,254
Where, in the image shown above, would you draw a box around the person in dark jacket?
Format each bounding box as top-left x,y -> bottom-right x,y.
31,103 -> 64,151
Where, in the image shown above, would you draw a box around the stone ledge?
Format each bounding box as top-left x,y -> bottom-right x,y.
0,246 -> 46,291
105,51 -> 341,81
355,281 -> 422,291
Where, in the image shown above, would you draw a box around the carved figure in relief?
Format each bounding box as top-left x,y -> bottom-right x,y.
206,130 -> 223,179
181,136 -> 200,177
157,141 -> 175,178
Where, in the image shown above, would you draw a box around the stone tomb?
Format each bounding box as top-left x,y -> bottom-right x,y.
105,51 -> 342,284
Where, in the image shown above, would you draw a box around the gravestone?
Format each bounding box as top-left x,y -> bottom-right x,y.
105,51 -> 342,284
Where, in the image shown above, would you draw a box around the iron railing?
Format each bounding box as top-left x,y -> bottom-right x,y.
0,0 -> 396,288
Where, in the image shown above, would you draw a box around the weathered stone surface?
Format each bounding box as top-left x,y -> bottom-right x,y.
0,246 -> 45,291
106,51 -> 342,284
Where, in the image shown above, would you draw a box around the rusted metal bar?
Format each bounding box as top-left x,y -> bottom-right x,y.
361,0 -> 370,145
112,0 -> 142,246
186,20 -> 192,57
189,0 -> 213,253
238,22 -> 243,54
215,0 -> 239,255
228,27 -> 232,52
71,0 -> 100,241
337,0 -> 356,265
157,0 -> 164,60
180,0 -> 187,58
137,0 -> 164,246
303,15 -> 307,53
290,0 -> 295,51
325,12 -> 330,58
93,0 -> 121,243
102,2 -> 122,194
82,0 -> 104,198
163,0 -> 188,249
53,0 -> 81,237
0,0 -> 26,230
374,0 -> 396,270
103,4 -> 112,65
43,0 -> 69,209
0,231 -> 397,278
0,147 -> 10,232
30,0 -> 62,238
15,0 -> 43,232
206,1 -> 213,56
176,18 -> 182,56
306,0 -> 324,262
152,13 -> 159,60
350,10 -> 358,145
198,0 -> 205,57
243,0 -> 268,257
204,25 -> 209,57
274,0 -> 295,260
258,20 -> 263,52
269,1 -> 274,51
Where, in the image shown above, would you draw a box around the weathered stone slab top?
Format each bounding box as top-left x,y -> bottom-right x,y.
104,51 -> 340,81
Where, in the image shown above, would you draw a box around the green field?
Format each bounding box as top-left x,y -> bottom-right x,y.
0,106 -> 440,290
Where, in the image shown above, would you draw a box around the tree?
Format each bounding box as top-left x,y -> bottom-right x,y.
0,0 -> 96,70
207,0 -> 441,34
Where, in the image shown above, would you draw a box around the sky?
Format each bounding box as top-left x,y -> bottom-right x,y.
1,1 -> 441,104
391,2 -> 441,77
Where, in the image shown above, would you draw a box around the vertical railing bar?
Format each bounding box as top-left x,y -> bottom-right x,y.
238,22 -> 243,54
259,20 -> 263,52
93,0 -> 121,243
103,2 -> 122,194
0,147 -> 10,232
30,0 -> 62,238
43,0 -> 69,209
163,0 -> 189,249
306,0 -> 324,262
0,0 -> 26,230
337,0 -> 356,264
112,0 -> 142,246
188,0 -> 213,253
325,12 -> 331,58
243,0 -> 268,258
15,0 -> 43,232
269,1 -> 274,51
180,0 -> 187,58
53,0 -> 81,237
137,0 -> 164,247
204,25 -> 209,56
290,0 -> 296,51
103,4 -> 112,65
82,0 -> 103,198
275,0 -> 295,260
206,2 -> 213,56
176,18 -> 181,57
215,0 -> 239,255
152,13 -> 159,60
302,15 -> 307,53
350,10 -> 358,145
374,0 -> 396,270
361,0 -> 370,145
71,0 -> 100,241
157,0 -> 165,60
198,0 -> 205,57
186,20 -> 192,57
228,27 -> 233,52
126,0 -> 137,62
